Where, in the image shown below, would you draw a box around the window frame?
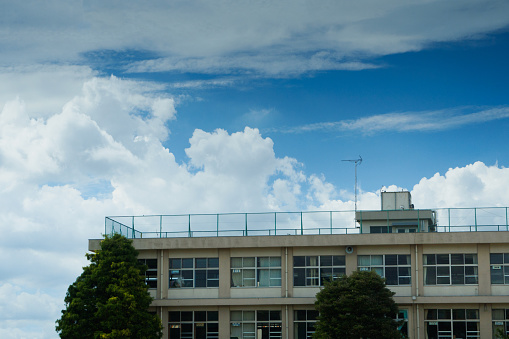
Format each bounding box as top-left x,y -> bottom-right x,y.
168,310 -> 219,339
424,309 -> 480,339
230,310 -> 282,339
169,257 -> 219,288
231,256 -> 282,288
138,258 -> 158,289
293,255 -> 346,287
294,309 -> 318,339
490,253 -> 509,284
423,253 -> 478,286
357,254 -> 411,285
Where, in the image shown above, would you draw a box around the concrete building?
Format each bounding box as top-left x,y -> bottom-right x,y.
89,192 -> 509,339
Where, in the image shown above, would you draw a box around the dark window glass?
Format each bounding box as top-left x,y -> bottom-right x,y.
195,270 -> 206,287
195,258 -> 207,268
385,255 -> 398,266
181,311 -> 193,322
208,311 -> 218,321
295,310 -> 307,321
182,258 -> 193,268
451,254 -> 464,265
195,311 -> 206,321
437,254 -> 450,265
333,256 -> 345,266
294,268 -> 305,286
492,266 -> 504,284
320,256 -> 333,266
425,267 -> 436,285
491,253 -> 503,264
208,258 -> 219,268
294,256 -> 305,267
398,255 -> 410,265
451,266 -> 464,285
425,254 -> 436,265
169,311 -> 180,322
257,310 -> 269,321
170,259 -> 181,269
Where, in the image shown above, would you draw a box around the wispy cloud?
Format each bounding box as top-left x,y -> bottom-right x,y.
274,106 -> 509,134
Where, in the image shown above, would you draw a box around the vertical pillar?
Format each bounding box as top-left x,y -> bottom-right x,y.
218,306 -> 230,339
160,306 -> 168,339
218,248 -> 230,299
478,244 -> 491,296
479,303 -> 492,339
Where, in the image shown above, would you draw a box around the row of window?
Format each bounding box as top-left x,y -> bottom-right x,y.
140,253 -> 509,289
166,309 -> 509,339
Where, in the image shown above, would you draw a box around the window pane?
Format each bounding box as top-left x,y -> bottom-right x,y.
398,255 -> 410,265
385,255 -> 398,266
465,254 -> 477,265
357,255 -> 370,266
385,267 -> 398,285
295,310 -> 307,321
424,254 -> 436,265
208,258 -> 219,268
182,258 -> 193,268
437,254 -> 450,265
438,309 -> 451,319
181,311 -> 193,321
492,309 -> 504,320
270,311 -> 281,321
466,309 -> 479,319
320,268 -> 332,285
425,267 -> 436,285
195,270 -> 206,287
452,309 -> 465,320
451,254 -> 464,265
243,257 -> 255,267
258,257 -> 270,268
320,256 -> 333,266
426,309 -> 437,320
306,256 -> 318,266
294,256 -> 305,267
492,266 -> 504,284
333,256 -> 345,266
504,253 -> 509,263
451,266 -> 464,285
371,255 -> 383,265
491,253 -> 504,264
243,311 -> 255,321
231,311 -> 242,321
294,268 -> 305,286
258,269 -> 270,287
257,310 -> 269,321
195,258 -> 207,268
231,257 -> 243,268
195,311 -> 206,321
270,257 -> 281,267
170,258 -> 182,269
169,311 -> 180,322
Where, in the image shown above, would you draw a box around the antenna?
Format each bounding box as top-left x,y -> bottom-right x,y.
342,156 -> 362,212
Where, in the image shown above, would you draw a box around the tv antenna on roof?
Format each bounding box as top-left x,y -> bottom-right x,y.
342,156 -> 362,212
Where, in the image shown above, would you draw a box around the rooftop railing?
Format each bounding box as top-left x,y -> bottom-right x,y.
104,207 -> 509,239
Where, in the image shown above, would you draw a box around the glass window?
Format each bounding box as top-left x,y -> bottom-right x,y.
169,258 -> 219,288
293,255 -> 346,287
424,254 -> 478,285
294,310 -> 318,339
490,253 -> 509,284
231,311 -> 282,339
138,258 -> 158,289
169,311 -> 218,339
357,254 -> 411,285
425,309 -> 479,339
231,257 -> 281,287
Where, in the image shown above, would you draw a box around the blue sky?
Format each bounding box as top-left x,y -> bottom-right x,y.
1,1 -> 509,337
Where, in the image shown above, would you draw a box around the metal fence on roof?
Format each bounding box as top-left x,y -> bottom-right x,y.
104,207 -> 509,239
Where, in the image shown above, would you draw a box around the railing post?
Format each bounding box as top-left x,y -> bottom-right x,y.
245,213 -> 248,236
417,209 -> 420,232
300,212 -> 303,235
506,207 -> 508,231
160,215 -> 162,238
132,216 -> 135,239
448,208 -> 451,232
386,210 -> 390,233
217,214 -> 219,237
359,211 -> 363,234
188,214 -> 191,237
274,212 -> 277,236
474,208 -> 477,232
330,211 -> 332,234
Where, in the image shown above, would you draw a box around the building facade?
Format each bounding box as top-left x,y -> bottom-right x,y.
90,193 -> 509,339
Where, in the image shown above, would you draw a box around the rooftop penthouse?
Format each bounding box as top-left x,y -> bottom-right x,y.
105,192 -> 509,239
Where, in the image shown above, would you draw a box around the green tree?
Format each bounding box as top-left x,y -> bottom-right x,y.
314,270 -> 403,339
56,234 -> 162,339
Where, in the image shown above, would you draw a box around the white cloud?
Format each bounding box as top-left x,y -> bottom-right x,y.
1,0 -> 508,75
275,106 -> 509,134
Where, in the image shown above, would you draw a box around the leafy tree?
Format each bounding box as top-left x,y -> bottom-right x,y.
56,234 -> 162,339
314,270 -> 403,339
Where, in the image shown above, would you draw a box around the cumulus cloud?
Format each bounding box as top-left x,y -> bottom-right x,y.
1,72 -> 509,337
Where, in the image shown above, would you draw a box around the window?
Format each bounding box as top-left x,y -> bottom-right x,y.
169,258 -> 219,288
230,311 -> 281,339
168,311 -> 218,339
231,257 -> 281,287
138,258 -> 157,289
370,226 -> 391,233
490,253 -> 509,284
423,254 -> 478,285
357,254 -> 411,285
396,310 -> 408,337
294,310 -> 318,339
425,309 -> 479,339
492,309 -> 509,338
293,255 -> 345,287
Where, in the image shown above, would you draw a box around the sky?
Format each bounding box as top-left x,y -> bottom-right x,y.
1,0 -> 509,337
